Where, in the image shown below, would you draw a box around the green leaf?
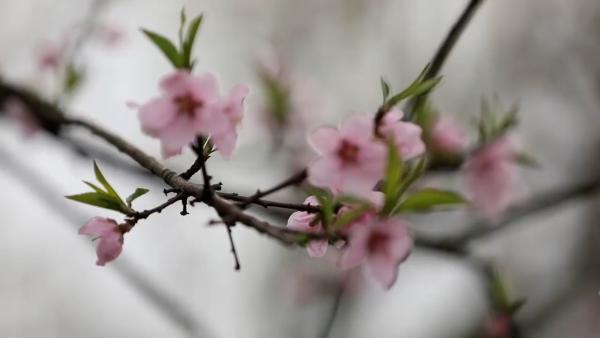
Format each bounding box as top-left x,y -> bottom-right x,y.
514,152 -> 539,169
382,141 -> 403,214
66,192 -> 128,213
178,7 -> 187,46
182,14 -> 203,69
310,189 -> 335,230
63,64 -> 84,95
380,77 -> 391,103
393,188 -> 466,213
93,161 -> 123,203
83,181 -> 103,193
507,299 -> 526,315
141,29 -> 182,68
333,203 -> 370,230
384,76 -> 442,111
126,188 -> 149,207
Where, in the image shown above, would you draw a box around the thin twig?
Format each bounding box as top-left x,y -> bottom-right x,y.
406,0 -> 486,117
235,169 -> 308,210
318,284 -> 345,338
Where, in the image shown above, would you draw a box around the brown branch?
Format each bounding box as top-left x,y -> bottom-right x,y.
235,169 -> 308,209
61,117 -> 315,245
406,0 -> 486,117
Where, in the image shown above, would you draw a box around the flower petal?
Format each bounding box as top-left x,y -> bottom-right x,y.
96,230 -> 124,266
79,217 -> 118,237
137,98 -> 178,136
307,240 -> 328,257
309,126 -> 340,154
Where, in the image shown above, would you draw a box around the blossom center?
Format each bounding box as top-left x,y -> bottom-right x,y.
174,94 -> 202,117
337,140 -> 360,164
367,231 -> 389,254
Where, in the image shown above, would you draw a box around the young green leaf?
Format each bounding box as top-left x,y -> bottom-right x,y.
384,77 -> 442,111
380,77 -> 391,103
66,192 -> 129,213
393,188 -> 466,213
382,141 -> 403,214
179,7 -> 187,46
310,189 -> 335,231
83,181 -> 104,193
93,161 -> 124,204
126,188 -> 150,207
182,14 -> 203,69
513,152 -> 539,169
333,203 -> 370,230
141,29 -> 182,68
63,64 -> 84,95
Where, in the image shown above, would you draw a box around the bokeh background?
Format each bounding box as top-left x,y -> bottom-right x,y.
0,0 -> 599,337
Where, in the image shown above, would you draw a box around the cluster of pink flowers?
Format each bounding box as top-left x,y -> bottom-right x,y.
135,70 -> 248,158
288,111 -> 425,288
288,191 -> 413,288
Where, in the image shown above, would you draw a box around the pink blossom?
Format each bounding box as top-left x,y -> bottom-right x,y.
93,23 -> 125,47
205,84 -> 249,158
464,137 -> 517,220
430,116 -> 467,154
378,109 -> 425,160
287,196 -> 328,257
337,191 -> 384,234
486,314 -> 512,338
36,41 -> 64,71
79,217 -> 124,266
308,116 -> 387,197
339,217 -> 413,289
3,98 -> 40,137
136,71 -> 220,158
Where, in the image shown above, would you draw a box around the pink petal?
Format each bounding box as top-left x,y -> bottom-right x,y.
309,126 -> 340,154
339,116 -> 374,144
79,217 -> 118,237
188,73 -> 220,103
431,116 -> 467,153
137,98 -> 178,136
367,251 -> 400,289
157,115 -> 203,159
307,157 -> 342,192
307,240 -> 328,257
96,229 -> 124,266
160,71 -> 192,98
211,130 -> 238,158
338,224 -> 370,270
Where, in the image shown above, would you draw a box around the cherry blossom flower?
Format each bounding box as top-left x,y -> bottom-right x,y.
36,41 -> 64,71
136,70 -> 220,158
135,71 -> 248,158
464,136 -> 517,220
339,216 -> 413,289
430,116 -> 467,154
378,109 -> 425,160
79,217 -> 124,266
308,116 -> 387,197
2,98 -> 40,137
205,84 -> 249,158
287,196 -> 327,257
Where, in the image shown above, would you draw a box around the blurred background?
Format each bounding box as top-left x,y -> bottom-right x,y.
0,0 -> 599,337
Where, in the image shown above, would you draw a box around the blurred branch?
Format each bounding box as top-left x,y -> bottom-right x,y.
0,145 -> 212,338
417,177 -> 600,251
